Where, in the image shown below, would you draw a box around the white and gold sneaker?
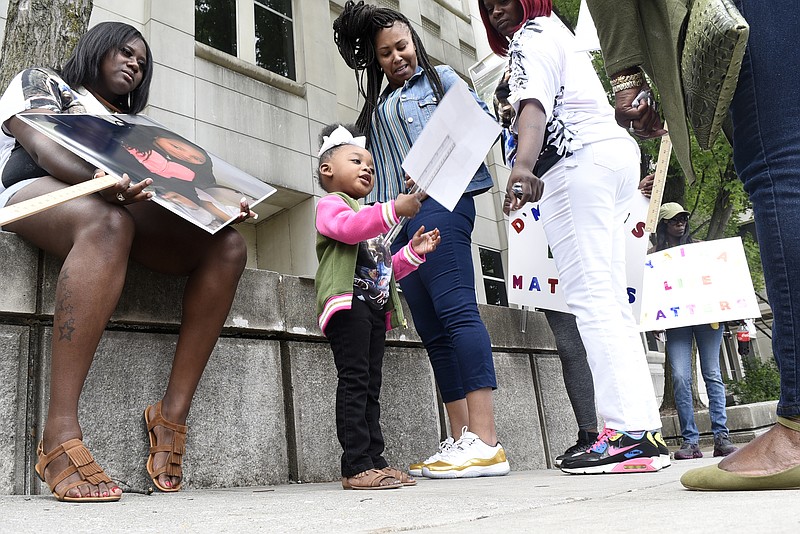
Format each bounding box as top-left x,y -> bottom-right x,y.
409,437 -> 454,477
421,429 -> 510,479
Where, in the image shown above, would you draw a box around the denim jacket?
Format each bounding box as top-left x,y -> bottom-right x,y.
371,65 -> 494,200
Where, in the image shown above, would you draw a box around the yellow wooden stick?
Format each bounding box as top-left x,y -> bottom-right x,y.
0,175 -> 118,227
644,127 -> 673,233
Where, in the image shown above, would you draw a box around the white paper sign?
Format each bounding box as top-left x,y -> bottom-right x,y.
402,80 -> 501,211
638,237 -> 762,330
507,194 -> 651,322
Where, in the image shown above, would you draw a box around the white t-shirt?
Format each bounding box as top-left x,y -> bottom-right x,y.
507,16 -> 630,163
0,68 -> 108,198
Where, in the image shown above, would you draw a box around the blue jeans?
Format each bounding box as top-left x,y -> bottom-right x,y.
391,194 -> 496,403
732,0 -> 800,417
666,324 -> 728,443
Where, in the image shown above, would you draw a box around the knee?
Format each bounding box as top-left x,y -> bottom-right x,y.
670,366 -> 692,388
210,228 -> 247,275
78,207 -> 135,253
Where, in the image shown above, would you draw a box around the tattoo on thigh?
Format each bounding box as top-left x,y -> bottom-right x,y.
56,269 -> 76,342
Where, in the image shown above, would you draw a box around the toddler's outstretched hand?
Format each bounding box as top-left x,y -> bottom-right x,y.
411,225 -> 440,256
394,192 -> 423,218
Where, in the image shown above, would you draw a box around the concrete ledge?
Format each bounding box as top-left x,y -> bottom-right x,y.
33,331 -> 288,493
0,325 -> 30,495
660,400 -> 778,446
0,230 -> 609,493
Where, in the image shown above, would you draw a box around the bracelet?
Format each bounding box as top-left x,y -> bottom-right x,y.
611,71 -> 644,94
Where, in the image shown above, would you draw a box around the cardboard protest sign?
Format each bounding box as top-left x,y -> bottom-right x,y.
401,80 -> 500,212
639,237 -> 761,330
507,195 -> 651,321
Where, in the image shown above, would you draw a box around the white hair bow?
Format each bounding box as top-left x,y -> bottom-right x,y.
318,125 -> 367,157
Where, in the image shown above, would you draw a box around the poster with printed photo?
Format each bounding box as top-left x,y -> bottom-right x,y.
16,113 -> 276,234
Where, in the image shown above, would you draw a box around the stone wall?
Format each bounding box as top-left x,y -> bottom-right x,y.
0,231 -> 576,495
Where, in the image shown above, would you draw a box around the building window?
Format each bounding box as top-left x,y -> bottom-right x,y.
479,248 -> 508,307
195,0 -> 296,81
195,0 -> 237,57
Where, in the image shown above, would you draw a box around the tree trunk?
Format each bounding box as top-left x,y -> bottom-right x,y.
660,338 -> 705,414
0,0 -> 93,90
704,160 -> 738,240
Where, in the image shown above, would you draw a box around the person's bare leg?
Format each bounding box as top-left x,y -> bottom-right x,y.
129,203 -> 247,490
465,387 -> 498,445
6,178 -> 132,499
445,399 -> 469,440
717,420 -> 800,476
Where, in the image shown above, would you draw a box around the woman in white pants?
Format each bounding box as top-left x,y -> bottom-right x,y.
479,0 -> 665,474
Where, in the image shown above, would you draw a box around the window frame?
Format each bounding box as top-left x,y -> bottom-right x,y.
478,247 -> 509,307
195,0 -> 299,84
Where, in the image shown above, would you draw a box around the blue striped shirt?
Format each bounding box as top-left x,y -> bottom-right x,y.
366,87 -> 412,204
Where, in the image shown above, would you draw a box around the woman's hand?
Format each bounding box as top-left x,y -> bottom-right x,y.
96,170 -> 153,204
638,173 -> 655,198
232,197 -> 258,223
394,192 -> 423,218
410,225 -> 440,256
613,84 -> 667,139
504,167 -> 544,214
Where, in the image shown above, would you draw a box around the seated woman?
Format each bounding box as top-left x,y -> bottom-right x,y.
0,21 -> 254,502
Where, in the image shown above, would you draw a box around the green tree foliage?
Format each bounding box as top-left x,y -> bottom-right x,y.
727,356 -> 781,404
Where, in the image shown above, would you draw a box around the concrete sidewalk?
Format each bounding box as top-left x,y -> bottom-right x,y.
1,455 -> 798,533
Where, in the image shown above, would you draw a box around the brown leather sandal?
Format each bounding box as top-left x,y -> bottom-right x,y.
382,466 -> 417,486
34,438 -> 121,502
341,469 -> 402,490
144,401 -> 188,492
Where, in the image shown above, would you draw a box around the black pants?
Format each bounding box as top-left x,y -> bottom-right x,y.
325,298 -> 389,477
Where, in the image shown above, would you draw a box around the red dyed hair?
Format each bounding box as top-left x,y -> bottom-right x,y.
478,0 -> 552,56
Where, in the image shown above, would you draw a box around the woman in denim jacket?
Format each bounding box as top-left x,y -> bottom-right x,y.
332,1 -> 509,479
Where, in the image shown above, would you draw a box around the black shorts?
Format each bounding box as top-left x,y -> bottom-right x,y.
1,143 -> 48,188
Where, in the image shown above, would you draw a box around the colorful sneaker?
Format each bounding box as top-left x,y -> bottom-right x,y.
673,441 -> 703,460
554,429 -> 598,467
653,431 -> 672,468
713,433 -> 738,457
421,429 -> 510,479
408,437 -> 454,477
559,427 -> 664,474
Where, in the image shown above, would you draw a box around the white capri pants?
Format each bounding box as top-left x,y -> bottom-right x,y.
539,136 -> 662,431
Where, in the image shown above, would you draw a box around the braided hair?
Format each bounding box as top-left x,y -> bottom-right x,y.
333,0 -> 444,143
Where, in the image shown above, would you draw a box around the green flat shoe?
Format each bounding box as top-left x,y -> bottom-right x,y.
680,463 -> 800,491
681,416 -> 800,491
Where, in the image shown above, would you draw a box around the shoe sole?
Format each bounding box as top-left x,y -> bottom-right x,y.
674,452 -> 704,460
422,461 -> 511,479
561,455 -> 664,474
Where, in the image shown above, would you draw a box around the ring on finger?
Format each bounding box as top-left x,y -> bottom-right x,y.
116,192 -> 126,202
